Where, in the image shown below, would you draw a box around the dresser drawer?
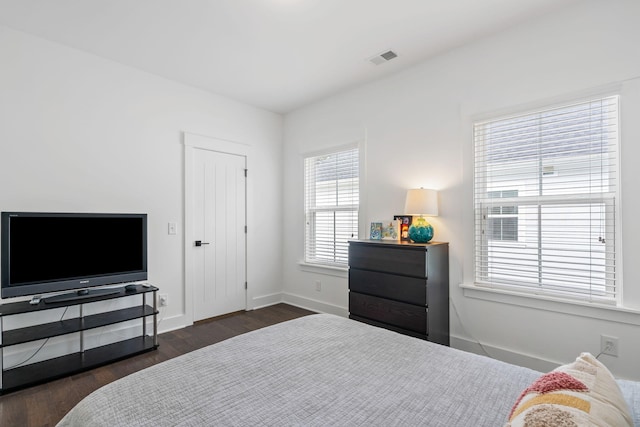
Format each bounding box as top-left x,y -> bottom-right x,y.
349,292 -> 427,334
349,242 -> 427,278
349,268 -> 427,305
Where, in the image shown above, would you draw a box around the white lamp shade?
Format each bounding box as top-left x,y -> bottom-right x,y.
404,188 -> 438,216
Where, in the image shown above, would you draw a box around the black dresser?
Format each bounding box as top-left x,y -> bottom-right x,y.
348,239 -> 449,345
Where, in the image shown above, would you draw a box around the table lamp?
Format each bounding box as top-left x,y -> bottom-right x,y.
404,188 -> 438,243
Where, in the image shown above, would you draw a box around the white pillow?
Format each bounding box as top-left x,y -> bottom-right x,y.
507,353 -> 632,427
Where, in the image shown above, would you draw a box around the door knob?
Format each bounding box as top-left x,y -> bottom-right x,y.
195,240 -> 210,247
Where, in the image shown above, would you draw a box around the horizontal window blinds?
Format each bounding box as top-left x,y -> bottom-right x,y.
474,95 -> 619,302
304,147 -> 359,266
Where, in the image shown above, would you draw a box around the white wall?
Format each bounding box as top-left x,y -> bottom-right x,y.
282,0 -> 640,379
0,25 -> 284,336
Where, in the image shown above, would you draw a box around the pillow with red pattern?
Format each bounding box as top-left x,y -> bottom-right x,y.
506,353 -> 632,426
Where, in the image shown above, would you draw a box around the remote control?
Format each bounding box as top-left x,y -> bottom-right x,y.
30,296 -> 42,305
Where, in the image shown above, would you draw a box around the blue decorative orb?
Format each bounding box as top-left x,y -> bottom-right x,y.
408,218 -> 434,243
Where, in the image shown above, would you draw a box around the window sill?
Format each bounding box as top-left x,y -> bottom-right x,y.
460,283 -> 640,326
298,261 -> 348,278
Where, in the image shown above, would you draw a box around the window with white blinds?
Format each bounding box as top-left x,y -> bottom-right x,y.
304,146 -> 359,267
473,95 -> 619,303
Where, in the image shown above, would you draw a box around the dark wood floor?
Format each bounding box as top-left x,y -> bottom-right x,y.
0,303 -> 314,427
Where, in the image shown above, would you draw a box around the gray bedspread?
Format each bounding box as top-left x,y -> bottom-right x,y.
56,314 -> 638,426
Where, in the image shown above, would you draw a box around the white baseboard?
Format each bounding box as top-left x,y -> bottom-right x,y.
156,312 -> 189,334
251,291 -> 348,316
281,292 -> 348,317
451,335 -> 559,373
251,292 -> 283,310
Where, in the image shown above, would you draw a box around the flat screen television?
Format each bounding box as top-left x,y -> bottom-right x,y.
1,212 -> 147,301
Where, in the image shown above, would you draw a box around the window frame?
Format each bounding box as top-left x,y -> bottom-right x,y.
303,144 -> 360,269
473,94 -> 621,304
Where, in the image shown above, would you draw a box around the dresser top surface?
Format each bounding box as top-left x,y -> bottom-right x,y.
349,239 -> 448,248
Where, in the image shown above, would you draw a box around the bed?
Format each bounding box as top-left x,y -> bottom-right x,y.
57,314 -> 640,426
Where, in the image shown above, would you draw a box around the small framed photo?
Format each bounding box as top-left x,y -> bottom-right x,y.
370,222 -> 382,240
394,215 -> 413,242
381,220 -> 400,240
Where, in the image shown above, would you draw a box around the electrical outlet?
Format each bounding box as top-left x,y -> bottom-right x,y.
315,280 -> 321,292
159,294 -> 168,307
600,334 -> 619,357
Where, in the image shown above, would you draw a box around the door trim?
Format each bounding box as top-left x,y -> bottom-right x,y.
183,132 -> 250,325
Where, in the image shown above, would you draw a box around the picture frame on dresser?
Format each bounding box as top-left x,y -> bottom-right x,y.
393,215 -> 413,242
381,220 -> 400,240
369,222 -> 382,240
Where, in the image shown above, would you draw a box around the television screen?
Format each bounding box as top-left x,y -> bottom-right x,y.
1,212 -> 147,299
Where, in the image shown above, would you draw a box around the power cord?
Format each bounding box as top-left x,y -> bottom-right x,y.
452,295 -> 614,364
449,296 -> 493,358
6,306 -> 69,370
156,304 -> 166,331
596,342 -> 613,360
8,290 -> 162,369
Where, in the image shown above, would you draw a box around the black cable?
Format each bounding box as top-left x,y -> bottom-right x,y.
6,306 -> 69,369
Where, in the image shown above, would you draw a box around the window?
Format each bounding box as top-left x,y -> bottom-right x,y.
474,95 -> 619,303
487,190 -> 518,241
304,146 -> 359,267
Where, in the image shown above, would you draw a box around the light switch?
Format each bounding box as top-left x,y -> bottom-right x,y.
168,222 -> 177,235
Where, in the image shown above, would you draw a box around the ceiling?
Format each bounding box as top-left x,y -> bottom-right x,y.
0,0 -> 582,113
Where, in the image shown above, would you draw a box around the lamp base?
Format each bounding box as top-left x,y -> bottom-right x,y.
408,217 -> 434,243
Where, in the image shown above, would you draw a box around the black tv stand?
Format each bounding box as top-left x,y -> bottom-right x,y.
43,287 -> 121,304
0,285 -> 158,394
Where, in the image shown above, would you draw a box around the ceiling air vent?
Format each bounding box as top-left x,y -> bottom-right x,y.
369,50 -> 398,65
